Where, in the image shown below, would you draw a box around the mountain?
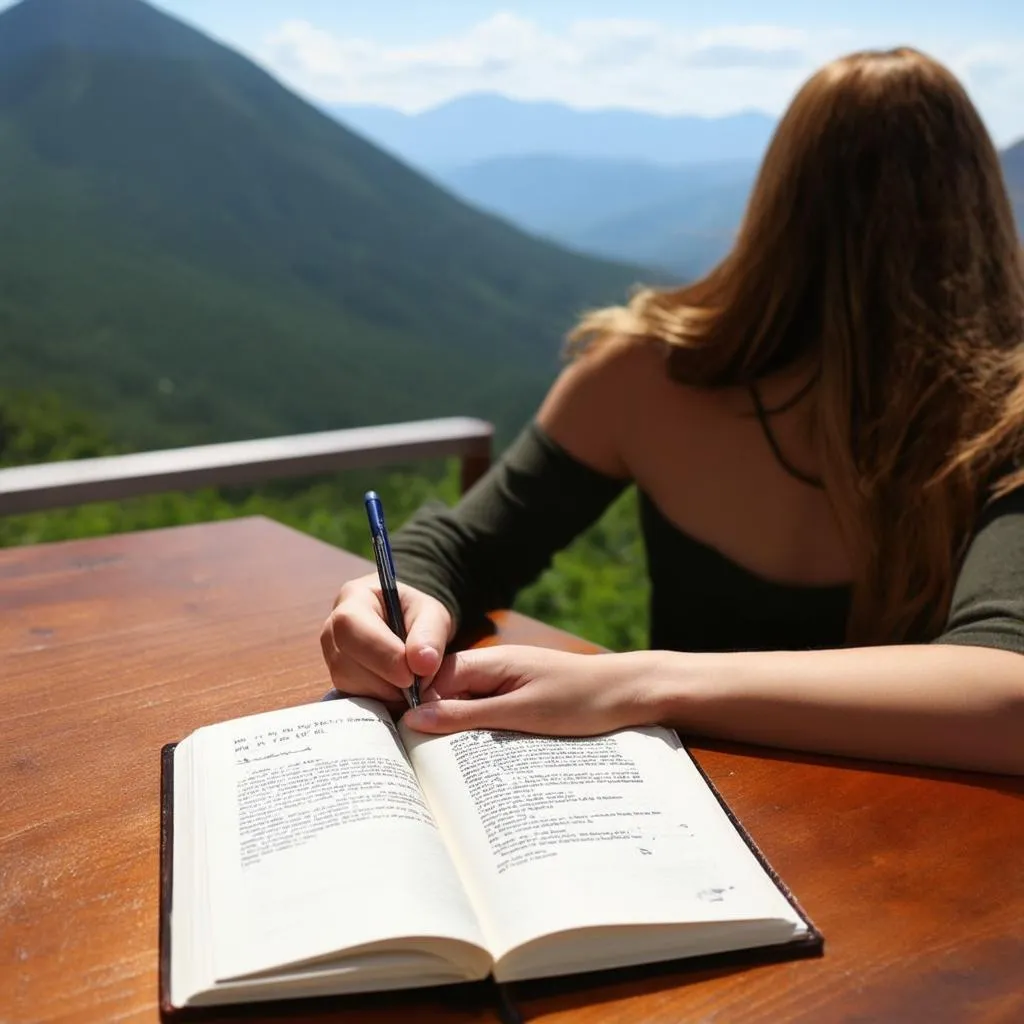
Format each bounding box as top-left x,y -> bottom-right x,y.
438,142 -> 1024,280
563,174 -> 755,279
437,155 -> 756,277
331,94 -> 777,173
0,0 -> 645,450
1004,139 -> 1024,226
436,156 -> 755,237
0,0 -> 224,59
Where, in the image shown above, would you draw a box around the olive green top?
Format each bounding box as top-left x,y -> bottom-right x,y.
391,421 -> 1024,653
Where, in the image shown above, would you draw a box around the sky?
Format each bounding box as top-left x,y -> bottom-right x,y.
6,0 -> 1024,144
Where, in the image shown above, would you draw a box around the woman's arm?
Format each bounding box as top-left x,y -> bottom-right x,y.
404,642 -> 1024,775
663,480 -> 1024,774
403,467 -> 1024,775
654,642 -> 1024,775
390,339 -> 636,631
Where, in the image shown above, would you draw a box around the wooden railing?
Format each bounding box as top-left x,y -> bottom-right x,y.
0,417 -> 493,516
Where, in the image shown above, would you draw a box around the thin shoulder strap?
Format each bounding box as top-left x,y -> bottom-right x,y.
749,379 -> 824,489
756,369 -> 819,415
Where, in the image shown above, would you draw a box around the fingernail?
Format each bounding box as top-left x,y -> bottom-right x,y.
418,644 -> 440,666
405,705 -> 437,729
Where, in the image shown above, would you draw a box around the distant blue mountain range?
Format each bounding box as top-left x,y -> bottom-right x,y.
331,95 -> 1024,280
330,93 -> 777,171
1005,139 -> 1024,220
328,94 -> 773,277
435,154 -> 757,278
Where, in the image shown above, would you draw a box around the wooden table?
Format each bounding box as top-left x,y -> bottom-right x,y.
2,517 -> 1022,1024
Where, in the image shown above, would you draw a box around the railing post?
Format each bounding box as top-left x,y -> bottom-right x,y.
459,451 -> 491,495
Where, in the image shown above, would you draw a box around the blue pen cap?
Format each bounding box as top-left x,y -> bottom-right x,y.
364,490 -> 386,537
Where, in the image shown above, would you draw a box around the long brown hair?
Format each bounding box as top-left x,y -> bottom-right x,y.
569,47 -> 1024,645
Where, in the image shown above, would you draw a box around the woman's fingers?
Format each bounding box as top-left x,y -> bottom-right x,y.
407,648 -> 641,738
427,647 -> 535,699
403,596 -> 451,678
323,645 -> 410,704
321,575 -> 454,702
324,583 -> 414,689
404,690 -> 527,734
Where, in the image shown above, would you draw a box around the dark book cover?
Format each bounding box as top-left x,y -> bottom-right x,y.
158,738 -> 823,1022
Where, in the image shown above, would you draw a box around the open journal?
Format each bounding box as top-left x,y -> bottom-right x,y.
161,697 -> 820,1012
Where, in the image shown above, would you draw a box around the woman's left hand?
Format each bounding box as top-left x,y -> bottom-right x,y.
402,645 -> 665,736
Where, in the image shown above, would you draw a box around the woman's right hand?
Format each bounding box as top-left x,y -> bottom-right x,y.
320,573 -> 453,709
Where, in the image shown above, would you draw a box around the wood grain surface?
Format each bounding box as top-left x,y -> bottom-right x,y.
2,516 -> 1022,1024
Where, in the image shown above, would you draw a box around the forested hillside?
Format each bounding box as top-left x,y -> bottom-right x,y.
0,0 -> 643,449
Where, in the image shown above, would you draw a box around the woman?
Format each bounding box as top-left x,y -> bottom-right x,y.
321,48 -> 1024,775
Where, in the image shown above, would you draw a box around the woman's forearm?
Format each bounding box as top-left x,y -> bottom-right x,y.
647,644 -> 1024,775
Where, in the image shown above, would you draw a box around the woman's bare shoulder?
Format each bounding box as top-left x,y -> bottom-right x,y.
536,336 -> 667,477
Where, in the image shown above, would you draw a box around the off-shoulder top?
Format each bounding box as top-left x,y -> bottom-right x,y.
390,421 -> 1024,653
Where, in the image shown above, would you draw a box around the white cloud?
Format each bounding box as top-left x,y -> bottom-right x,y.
258,15 -> 836,114
256,13 -> 1024,144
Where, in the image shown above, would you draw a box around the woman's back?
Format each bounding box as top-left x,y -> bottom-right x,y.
542,337 -> 850,584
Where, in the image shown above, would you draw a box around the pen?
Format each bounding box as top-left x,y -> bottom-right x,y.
364,491 -> 421,709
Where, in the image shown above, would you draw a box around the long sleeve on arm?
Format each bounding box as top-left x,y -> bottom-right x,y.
390,421 -> 629,631
933,485 -> 1024,653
